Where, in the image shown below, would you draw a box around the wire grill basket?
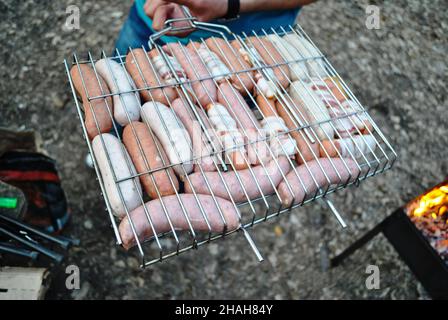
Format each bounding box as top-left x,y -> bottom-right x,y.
64,13 -> 397,267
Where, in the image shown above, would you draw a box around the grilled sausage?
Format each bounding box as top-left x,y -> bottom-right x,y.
256,94 -> 277,118
246,36 -> 290,90
141,101 -> 194,177
265,34 -> 308,81
230,40 -> 277,98
70,64 -> 113,140
188,42 -> 230,84
205,37 -> 254,94
289,80 -> 334,141
122,122 -> 179,199
278,158 -> 360,207
307,78 -> 373,136
275,99 -> 319,163
165,43 -> 217,107
206,102 -> 248,170
119,194 -> 240,250
218,82 -> 269,165
283,33 -> 327,78
184,156 -> 291,203
257,95 -> 296,157
323,77 -> 346,103
171,97 -> 217,172
125,48 -> 177,104
218,82 -> 259,128
319,135 -> 377,159
92,133 -> 142,218
95,58 -> 140,126
339,100 -> 374,134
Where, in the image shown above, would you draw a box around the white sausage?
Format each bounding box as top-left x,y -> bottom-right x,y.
307,78 -> 373,136
289,81 -> 334,140
195,43 -> 231,82
340,100 -> 373,133
140,101 -> 193,177
283,34 -> 327,78
206,102 -> 246,168
319,135 -> 377,159
265,34 -> 309,81
256,95 -> 297,157
171,97 -> 217,172
261,116 -> 297,157
92,133 -> 142,218
254,72 -> 277,99
95,58 -> 141,126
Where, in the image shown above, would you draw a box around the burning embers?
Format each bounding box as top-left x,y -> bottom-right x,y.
406,181 -> 448,264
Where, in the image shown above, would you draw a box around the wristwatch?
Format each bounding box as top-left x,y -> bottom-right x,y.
221,0 -> 240,21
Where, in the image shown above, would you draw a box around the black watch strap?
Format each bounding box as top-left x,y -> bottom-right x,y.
223,0 -> 240,20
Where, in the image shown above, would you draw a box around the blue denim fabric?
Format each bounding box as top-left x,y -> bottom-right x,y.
115,4 -> 155,55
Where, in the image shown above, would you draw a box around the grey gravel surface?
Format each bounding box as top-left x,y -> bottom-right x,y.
0,0 -> 446,299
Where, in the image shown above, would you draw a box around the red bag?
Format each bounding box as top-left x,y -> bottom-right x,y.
0,151 -> 70,233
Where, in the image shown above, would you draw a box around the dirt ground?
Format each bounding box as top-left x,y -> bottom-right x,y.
0,0 -> 447,299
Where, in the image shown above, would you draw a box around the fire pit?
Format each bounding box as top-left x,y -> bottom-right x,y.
332,180 -> 448,299
406,181 -> 448,264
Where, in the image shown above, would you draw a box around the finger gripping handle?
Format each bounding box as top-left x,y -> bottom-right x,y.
148,6 -> 233,48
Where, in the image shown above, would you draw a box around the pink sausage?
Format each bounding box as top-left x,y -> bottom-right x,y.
218,82 -> 258,128
164,43 -> 217,107
217,82 -> 269,165
171,97 -> 217,172
184,156 -> 291,203
278,158 -> 360,207
119,194 -> 240,250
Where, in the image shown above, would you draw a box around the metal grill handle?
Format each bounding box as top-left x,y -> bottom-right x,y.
148,6 -> 232,49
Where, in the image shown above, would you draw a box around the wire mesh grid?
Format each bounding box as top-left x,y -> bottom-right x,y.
64,21 -> 397,267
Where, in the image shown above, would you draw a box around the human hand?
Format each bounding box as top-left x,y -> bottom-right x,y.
144,0 -> 228,36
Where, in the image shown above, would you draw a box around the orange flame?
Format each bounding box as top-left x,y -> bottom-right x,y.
406,181 -> 448,222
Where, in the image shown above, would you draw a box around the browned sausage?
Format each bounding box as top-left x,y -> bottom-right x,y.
278,158 -> 360,207
204,102 -> 248,170
318,135 -> 377,159
184,156 -> 291,203
171,97 -> 217,172
164,43 -> 217,107
125,48 -> 177,104
70,64 -> 113,140
119,194 -> 240,250
205,37 -> 254,94
148,48 -> 191,95
230,40 -> 251,66
256,94 -> 277,118
218,83 -> 259,128
275,100 -> 319,163
218,82 -> 269,165
257,95 -> 297,157
122,122 -> 179,199
324,77 -> 346,103
246,36 -> 290,90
